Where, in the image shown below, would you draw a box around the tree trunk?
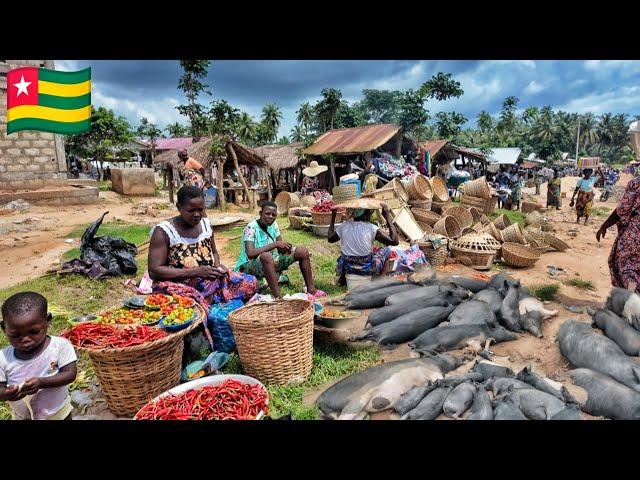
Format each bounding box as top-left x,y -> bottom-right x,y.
265,167 -> 273,201
168,166 -> 174,204
329,157 -> 337,189
228,144 -> 252,209
216,158 -> 226,211
98,159 -> 104,181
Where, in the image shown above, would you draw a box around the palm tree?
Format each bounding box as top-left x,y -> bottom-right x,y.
597,113 -> 615,156
578,112 -> 599,153
277,136 -> 290,145
477,111 -> 494,133
261,103 -> 282,143
296,102 -> 313,138
236,112 -> 256,143
290,124 -> 305,143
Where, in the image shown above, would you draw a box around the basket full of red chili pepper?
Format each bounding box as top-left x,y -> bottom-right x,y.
311,200 -> 344,225
60,304 -> 205,418
134,375 -> 269,420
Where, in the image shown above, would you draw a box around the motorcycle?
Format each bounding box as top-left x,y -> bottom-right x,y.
600,181 -> 614,202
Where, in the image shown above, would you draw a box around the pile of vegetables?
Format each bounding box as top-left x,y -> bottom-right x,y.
62,323 -> 167,349
135,379 -> 269,420
145,293 -> 174,309
311,200 -> 339,213
163,307 -> 195,326
96,308 -> 163,325
320,309 -> 358,319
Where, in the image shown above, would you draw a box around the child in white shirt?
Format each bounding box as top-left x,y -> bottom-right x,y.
0,292 -> 77,420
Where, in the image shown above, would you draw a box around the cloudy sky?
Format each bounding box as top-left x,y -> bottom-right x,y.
56,60 -> 640,139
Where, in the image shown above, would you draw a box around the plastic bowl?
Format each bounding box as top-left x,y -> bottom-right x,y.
69,314 -> 97,325
313,302 -> 324,316
316,310 -> 360,329
134,374 -> 268,420
124,296 -> 146,309
159,312 -> 195,332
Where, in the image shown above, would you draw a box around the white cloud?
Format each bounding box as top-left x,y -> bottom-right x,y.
92,84 -> 184,127
54,60 -> 80,72
524,80 -> 544,95
556,86 -> 640,115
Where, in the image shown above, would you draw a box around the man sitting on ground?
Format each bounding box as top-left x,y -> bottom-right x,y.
235,201 -> 326,299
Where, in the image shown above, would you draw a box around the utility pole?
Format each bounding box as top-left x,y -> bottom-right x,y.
575,117 -> 581,166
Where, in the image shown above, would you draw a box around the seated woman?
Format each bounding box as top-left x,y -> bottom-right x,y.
235,201 -> 326,300
327,200 -> 399,286
148,186 -> 258,311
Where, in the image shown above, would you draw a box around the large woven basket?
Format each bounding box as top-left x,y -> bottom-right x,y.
430,176 -> 449,202
77,305 -> 204,417
442,205 -> 473,229
463,176 -> 492,199
461,227 -> 475,236
433,215 -> 462,239
431,199 -> 453,214
289,214 -> 311,230
521,200 -> 539,214
406,174 -> 433,200
411,208 -> 441,226
409,198 -> 432,210
483,222 -> 503,242
525,211 -> 544,226
479,214 -> 491,225
311,211 -> 343,226
472,223 -> 484,233
502,242 -> 541,268
229,300 -> 314,385
275,191 -> 300,216
416,221 -> 433,235
541,224 -> 554,233
415,235 -> 449,266
460,194 -> 486,209
450,234 -> 498,270
372,178 -> 409,203
545,234 -> 570,252
484,196 -> 498,214
501,223 -> 525,244
524,232 -> 549,250
468,207 -> 483,224
492,214 -> 512,230
332,184 -> 358,203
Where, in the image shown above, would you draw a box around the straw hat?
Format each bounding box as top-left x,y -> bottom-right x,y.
337,197 -> 384,210
302,160 -> 328,177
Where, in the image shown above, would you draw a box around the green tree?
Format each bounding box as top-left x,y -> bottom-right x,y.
136,117 -> 163,163
290,124 -> 305,142
477,110 -> 494,133
66,106 -> 133,180
296,102 -> 314,138
334,101 -> 366,129
165,122 -> 189,137
397,89 -> 430,140
497,96 -> 519,134
359,89 -> 401,124
277,136 -> 291,145
435,112 -> 467,140
261,103 -> 283,143
236,112 -> 256,144
419,72 -> 464,101
176,60 -> 212,142
314,88 -> 342,132
209,99 -> 240,137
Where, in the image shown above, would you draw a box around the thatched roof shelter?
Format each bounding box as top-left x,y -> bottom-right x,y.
154,137 -> 266,169
256,142 -> 303,172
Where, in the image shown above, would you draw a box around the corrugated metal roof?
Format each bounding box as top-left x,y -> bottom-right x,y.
419,140 -> 449,157
486,148 -> 522,165
302,124 -> 401,155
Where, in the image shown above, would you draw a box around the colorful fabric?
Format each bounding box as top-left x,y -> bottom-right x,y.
155,219 -> 216,269
7,67 -> 91,135
336,248 -> 391,285
237,252 -> 295,278
547,178 -> 562,207
511,180 -> 523,203
608,177 -> 640,292
375,153 -> 417,179
390,245 -> 427,273
236,220 -> 281,269
575,190 -> 594,218
301,176 -> 320,195
177,161 -> 205,189
577,177 -> 597,192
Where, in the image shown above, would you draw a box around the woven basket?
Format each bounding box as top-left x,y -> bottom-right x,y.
416,221 -> 433,235
300,195 -> 316,207
431,199 -> 453,214
484,196 -> 498,214
406,174 -> 433,200
372,178 -> 409,203
501,223 -> 525,244
430,176 -> 449,202
77,305 -> 204,417
289,214 -> 311,230
229,300 -> 314,385
461,227 -> 475,236
521,201 -> 539,214
502,242 -> 541,268
541,224 -> 554,233
409,198 -> 432,210
545,234 -> 570,252
275,191 -> 300,216
492,214 -> 512,230
469,207 -> 483,224
483,222 -> 503,242
524,232 -> 550,250
332,184 -> 358,203
472,223 -> 484,233
415,235 -> 449,266
442,205 -> 473,229
463,176 -> 492,199
480,214 -> 491,225
460,194 -> 486,209
450,234 -> 498,270
311,211 -> 343,226
433,215 -> 462,239
411,208 -> 441,226
525,211 -> 544,226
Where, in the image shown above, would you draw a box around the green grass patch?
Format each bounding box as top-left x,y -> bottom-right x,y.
223,343 -> 381,419
563,278 -> 595,291
489,209 -> 526,227
591,206 -> 610,217
529,283 -> 560,301
97,181 -> 112,191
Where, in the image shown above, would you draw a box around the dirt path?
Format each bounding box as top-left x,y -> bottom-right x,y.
0,190 -> 255,289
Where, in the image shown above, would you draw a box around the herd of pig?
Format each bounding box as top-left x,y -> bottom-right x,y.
316,272 -> 640,420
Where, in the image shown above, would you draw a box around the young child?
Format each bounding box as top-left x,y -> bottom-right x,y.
0,292 -> 78,420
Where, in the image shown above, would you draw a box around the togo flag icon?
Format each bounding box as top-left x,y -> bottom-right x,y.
6,67 -> 91,135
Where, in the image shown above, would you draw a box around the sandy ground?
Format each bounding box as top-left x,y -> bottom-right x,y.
0,190 -> 255,289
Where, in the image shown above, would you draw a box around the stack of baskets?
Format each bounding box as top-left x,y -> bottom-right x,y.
460,176 -> 497,214
77,305 -> 205,417
442,205 -> 474,229
406,174 -> 433,201
450,233 -> 500,270
229,300 -> 314,385
414,234 -> 449,267
332,184 -> 358,204
433,215 -> 462,239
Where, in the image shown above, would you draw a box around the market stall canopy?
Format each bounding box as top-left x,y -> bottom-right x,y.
418,141 -> 486,163
302,124 -> 401,155
521,161 -> 538,169
154,137 -> 266,169
485,148 -> 522,165
256,142 -> 303,172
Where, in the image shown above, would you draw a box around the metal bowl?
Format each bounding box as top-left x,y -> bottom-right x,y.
69,314 -> 97,324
